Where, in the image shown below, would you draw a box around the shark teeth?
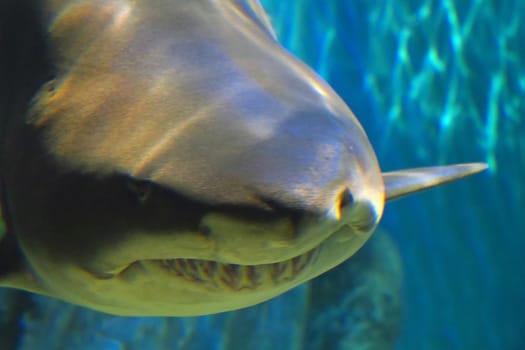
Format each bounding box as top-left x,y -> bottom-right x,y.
158,248 -> 318,290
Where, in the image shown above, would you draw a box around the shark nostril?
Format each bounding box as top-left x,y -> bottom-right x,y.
339,188 -> 354,209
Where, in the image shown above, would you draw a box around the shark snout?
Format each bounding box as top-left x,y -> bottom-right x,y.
198,105 -> 386,264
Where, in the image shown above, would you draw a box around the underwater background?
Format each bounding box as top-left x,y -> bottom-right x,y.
1,0 -> 524,349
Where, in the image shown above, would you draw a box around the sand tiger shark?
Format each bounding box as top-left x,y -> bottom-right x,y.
0,0 -> 486,316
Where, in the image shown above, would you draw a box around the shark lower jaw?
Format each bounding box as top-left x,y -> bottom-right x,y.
57,220 -> 376,316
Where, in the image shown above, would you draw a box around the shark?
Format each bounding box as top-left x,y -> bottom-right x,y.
0,0 -> 487,316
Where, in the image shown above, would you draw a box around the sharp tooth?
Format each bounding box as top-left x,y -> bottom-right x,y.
201,261 -> 217,279
186,260 -> 204,281
173,259 -> 187,277
220,264 -> 241,289
244,265 -> 261,288
271,261 -> 287,283
292,255 -> 305,275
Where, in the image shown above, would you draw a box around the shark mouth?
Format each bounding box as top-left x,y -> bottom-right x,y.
154,247 -> 318,290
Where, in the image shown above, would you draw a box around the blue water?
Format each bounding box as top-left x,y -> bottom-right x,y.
262,0 -> 525,348
1,1 -> 524,349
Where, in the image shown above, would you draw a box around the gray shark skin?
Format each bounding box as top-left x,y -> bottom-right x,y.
0,0 -> 487,316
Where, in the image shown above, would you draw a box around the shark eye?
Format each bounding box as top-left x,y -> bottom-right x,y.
127,179 -> 152,203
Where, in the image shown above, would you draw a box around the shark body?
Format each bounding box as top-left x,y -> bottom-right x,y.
0,0 -> 486,316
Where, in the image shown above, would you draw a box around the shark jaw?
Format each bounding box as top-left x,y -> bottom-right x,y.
35,200 -> 380,317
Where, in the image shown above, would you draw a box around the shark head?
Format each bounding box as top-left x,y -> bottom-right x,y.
0,0 -> 486,316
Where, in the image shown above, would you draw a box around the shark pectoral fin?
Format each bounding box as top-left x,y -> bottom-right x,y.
383,163 -> 488,201
0,220 -> 49,297
0,269 -> 52,297
0,245 -> 51,297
